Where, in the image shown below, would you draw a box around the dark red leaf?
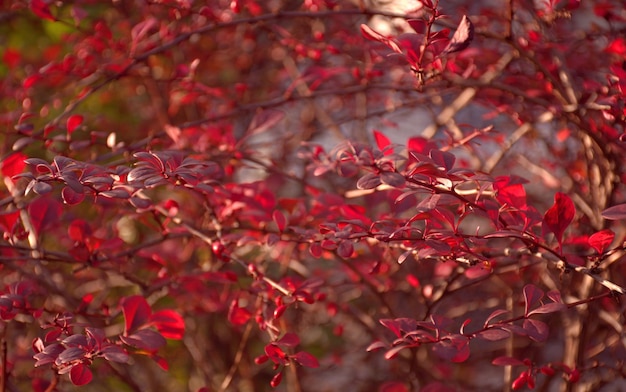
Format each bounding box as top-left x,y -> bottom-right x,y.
523,284 -> 544,316
337,240 -> 354,258
357,173 -> 382,190
432,335 -> 470,362
121,329 -> 166,351
62,186 -> 85,205
292,351 -> 319,368
69,363 -> 93,386
543,192 -> 575,246
121,295 -> 152,335
28,197 -> 62,235
380,172 -> 406,188
523,318 -> 549,342
100,346 -> 129,363
440,15 -> 474,55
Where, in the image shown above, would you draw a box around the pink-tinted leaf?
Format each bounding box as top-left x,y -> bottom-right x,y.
292,351 -> 319,368
121,295 -> 152,335
476,328 -> 511,341
384,344 -> 410,360
66,115 -> 83,135
360,24 -> 401,53
523,319 -> 549,342
527,302 -> 567,316
69,363 -> 92,386
366,341 -> 387,352
150,310 -> 185,339
602,204 -> 626,220
492,356 -> 525,366
588,229 -> 615,253
543,192 -> 575,245
380,318 -> 417,338
440,15 -> 474,55
523,284 -> 544,316
247,109 -> 285,136
546,290 -> 563,304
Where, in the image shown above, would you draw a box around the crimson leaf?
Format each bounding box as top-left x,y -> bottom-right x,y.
543,192 -> 575,246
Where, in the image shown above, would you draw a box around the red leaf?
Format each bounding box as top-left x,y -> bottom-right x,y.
273,210 -> 286,232
373,130 -> 392,155
69,363 -> 93,386
31,0 -> 56,21
150,310 -> 185,339
440,15 -> 474,55
28,197 -> 62,235
1,152 -> 27,179
523,284 -> 544,316
227,300 -> 251,326
601,204 -> 626,220
68,220 -> 91,243
276,332 -> 300,347
588,229 -> 615,253
494,176 -> 527,210
292,351 -> 319,368
121,295 -> 152,335
543,192 -> 575,246
67,115 -> 83,135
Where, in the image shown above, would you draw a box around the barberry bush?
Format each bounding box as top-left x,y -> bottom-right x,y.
1,0 -> 626,391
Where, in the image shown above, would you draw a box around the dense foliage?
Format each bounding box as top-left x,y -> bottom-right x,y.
1,0 -> 626,391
